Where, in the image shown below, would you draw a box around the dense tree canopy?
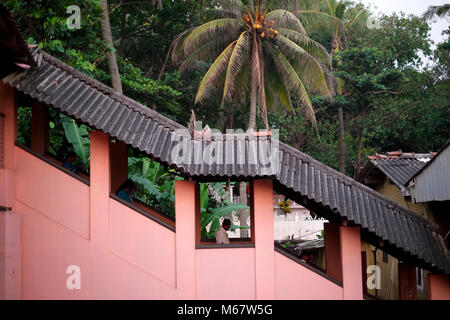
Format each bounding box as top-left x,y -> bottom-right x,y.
5,0 -> 450,178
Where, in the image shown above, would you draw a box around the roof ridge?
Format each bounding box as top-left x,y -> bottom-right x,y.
36,50 -> 184,131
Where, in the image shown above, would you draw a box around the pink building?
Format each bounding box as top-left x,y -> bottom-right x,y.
0,6 -> 449,300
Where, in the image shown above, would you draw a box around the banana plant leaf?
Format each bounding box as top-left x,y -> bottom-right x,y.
60,114 -> 90,171
203,203 -> 249,229
129,173 -> 162,197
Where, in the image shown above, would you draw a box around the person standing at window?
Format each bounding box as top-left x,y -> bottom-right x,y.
216,219 -> 231,244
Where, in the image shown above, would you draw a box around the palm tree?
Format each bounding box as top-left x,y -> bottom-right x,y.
100,0 -> 123,93
422,4 -> 450,21
173,0 -> 331,131
296,0 -> 366,57
295,0 -> 367,173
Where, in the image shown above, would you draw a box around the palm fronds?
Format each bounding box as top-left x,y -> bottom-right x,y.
195,40 -> 237,103
422,4 -> 450,21
174,1 -> 333,128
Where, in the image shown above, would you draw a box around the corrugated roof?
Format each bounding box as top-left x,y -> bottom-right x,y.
408,142 -> 450,202
358,153 -> 433,192
406,142 -> 450,186
3,48 -> 449,274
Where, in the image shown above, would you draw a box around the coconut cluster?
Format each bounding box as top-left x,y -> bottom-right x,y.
243,13 -> 278,39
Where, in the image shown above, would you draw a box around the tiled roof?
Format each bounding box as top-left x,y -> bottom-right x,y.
358,152 -> 434,192
3,49 -> 449,274
406,142 -> 450,186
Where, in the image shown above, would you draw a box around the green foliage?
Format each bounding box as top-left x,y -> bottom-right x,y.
336,48 -> 403,97
7,0 -> 450,184
60,114 -> 91,172
281,241 -> 292,249
117,59 -> 182,116
353,12 -> 433,69
6,0 -> 106,75
173,0 -> 332,128
16,107 -> 32,147
128,156 -> 181,217
199,183 -> 250,240
277,199 -> 293,214
316,230 -> 324,239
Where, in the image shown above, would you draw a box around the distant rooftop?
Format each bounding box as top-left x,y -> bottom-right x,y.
358,150 -> 437,192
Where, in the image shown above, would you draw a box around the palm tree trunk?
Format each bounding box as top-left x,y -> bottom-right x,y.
238,182 -> 249,238
240,53 -> 259,238
100,0 -> 123,94
356,125 -> 364,176
118,3 -> 126,58
331,34 -> 346,174
338,106 -> 345,174
247,76 -> 258,131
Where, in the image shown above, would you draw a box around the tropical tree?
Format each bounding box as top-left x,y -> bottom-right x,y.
422,4 -> 450,21
296,0 -> 367,56
295,0 -> 367,173
100,0 -> 123,93
173,0 -> 332,130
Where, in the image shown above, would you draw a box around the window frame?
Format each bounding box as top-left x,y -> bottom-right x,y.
195,181 -> 255,248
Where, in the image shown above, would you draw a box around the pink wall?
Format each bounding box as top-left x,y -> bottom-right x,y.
340,226 -> 363,300
14,133 -> 178,299
15,147 -> 90,239
2,105 -> 380,300
0,169 -> 15,209
109,198 -> 176,287
18,201 -> 176,299
0,83 -> 21,299
174,180 -> 197,299
0,208 -> 21,300
196,248 -> 256,299
253,179 -> 276,299
428,274 -> 450,300
275,252 -> 344,300
0,82 -> 16,170
9,149 -> 377,300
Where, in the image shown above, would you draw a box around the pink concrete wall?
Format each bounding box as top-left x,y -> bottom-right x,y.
0,209 -> 21,300
253,179 -> 276,299
428,274 -> 450,300
109,198 -> 176,287
0,82 -> 16,170
15,137 -> 178,299
340,226 -> 363,300
0,83 -> 21,299
9,136 -> 367,300
14,147 -> 90,239
175,180 -> 197,299
195,248 -> 256,299
11,145 -> 370,300
0,169 -> 15,209
18,201 -> 176,299
275,252 -> 344,300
